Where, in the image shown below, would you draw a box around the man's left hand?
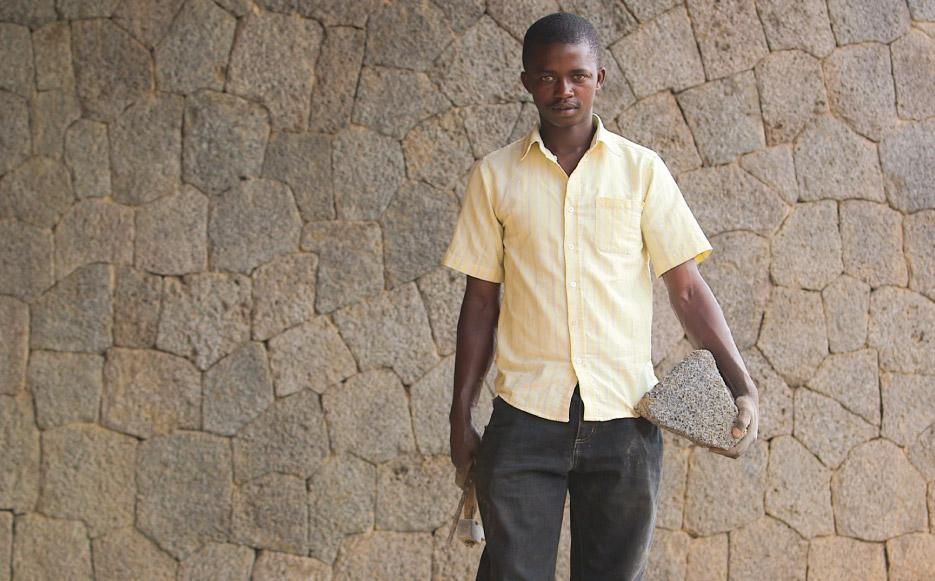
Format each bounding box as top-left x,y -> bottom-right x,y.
710,394 -> 758,459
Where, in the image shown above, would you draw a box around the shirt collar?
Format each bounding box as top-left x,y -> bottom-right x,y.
520,114 -> 619,161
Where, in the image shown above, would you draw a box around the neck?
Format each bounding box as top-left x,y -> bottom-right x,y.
539,115 -> 596,156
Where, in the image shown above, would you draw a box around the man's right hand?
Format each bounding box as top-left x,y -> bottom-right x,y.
450,413 -> 481,488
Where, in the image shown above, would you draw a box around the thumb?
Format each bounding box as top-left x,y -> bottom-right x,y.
732,405 -> 752,439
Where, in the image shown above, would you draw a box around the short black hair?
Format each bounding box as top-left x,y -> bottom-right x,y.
522,12 -> 602,70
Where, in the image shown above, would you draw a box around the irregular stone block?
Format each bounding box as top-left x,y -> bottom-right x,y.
57,0 -> 120,19
262,131 -> 333,221
770,201 -> 842,290
807,536 -> 886,581
908,424 -> 935,481
208,178 -> 302,275
840,200 -> 907,287
403,111 -> 474,191
365,0 -> 453,70
892,30 -> 935,120
268,0 -> 377,27
0,91 -> 31,174
824,43 -> 897,141
431,522 -> 486,580
741,347 -> 794,441
29,351 -> 102,429
268,317 -> 356,397
0,0 -> 56,29
29,88 -> 81,160
0,220 -> 53,301
72,19 -> 152,122
64,119 -> 110,199
179,542 -> 255,581
227,11 -> 322,131
459,105 -> 518,161
0,23 -> 35,99
508,102 -> 541,143
252,550 -> 332,581
758,286 -> 827,386
611,5 -> 705,98
112,0 -> 187,49
91,527 -> 177,581
32,23 -> 76,90
12,513 -> 91,581
54,199 -> 134,280
487,0 -> 559,40
905,210 -> 935,301
645,529 -> 689,580
182,90 -> 269,196
765,436 -> 833,538
657,443 -> 689,530
908,0 -> 935,19
686,0 -> 768,80
204,342 -> 273,437
232,473 -> 308,555
233,388 -> 329,482
31,263 -> 112,353
827,0 -> 911,45
686,534 -> 727,581
881,372 -> 935,447
301,220 -> 384,313
808,349 -> 880,426
0,296 -> 27,396
870,287 -> 935,375
417,267 -> 465,357
794,388 -> 877,469
432,16 -> 526,108
156,272 -> 252,370
617,92 -> 701,175
756,50 -> 828,146
636,350 -> 741,450
136,432 -> 233,559
625,0 -> 680,21
561,0 -> 636,45
322,369 -> 416,464
0,394 -> 39,514
376,455 -> 460,533
154,0 -> 235,94
822,275 -> 870,353
210,0 -> 251,17
757,0 -> 836,58
740,146 -> 798,203
728,516 -> 807,581
113,266 -> 162,348
353,66 -> 450,139
832,439 -> 927,541
332,124 -> 404,221
0,156 -> 73,229
0,511 -> 10,581
678,164 -> 788,237
308,454 -> 375,563
135,185 -> 208,275
880,119 -> 935,213
886,534 -> 935,580
309,26 -> 365,134
251,253 -> 317,341
593,48 -> 636,123
432,0 -> 484,35
332,532 -> 433,581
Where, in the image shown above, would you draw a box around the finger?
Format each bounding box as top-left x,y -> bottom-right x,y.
732,406 -> 752,439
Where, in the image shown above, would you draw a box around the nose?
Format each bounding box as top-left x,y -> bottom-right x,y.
555,78 -> 574,98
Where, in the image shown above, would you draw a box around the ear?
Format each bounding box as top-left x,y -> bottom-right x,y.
596,67 -> 605,90
521,71 -> 531,93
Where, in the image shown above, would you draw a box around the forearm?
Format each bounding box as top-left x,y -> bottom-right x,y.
450,278 -> 500,423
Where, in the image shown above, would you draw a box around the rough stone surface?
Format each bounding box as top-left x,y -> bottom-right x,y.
12,513 -> 91,581
332,532 -> 433,581
756,50 -> 828,145
178,542 -> 255,581
0,395 -> 39,514
625,0 -> 681,21
136,432 -> 233,559
250,253 -> 317,341
616,92 -> 702,175
30,263 -> 112,353
645,528 -> 689,581
263,131 -> 333,222
154,0 -> 235,95
765,436 -> 833,538
486,0 -> 559,40
113,266 -> 162,348
0,297 -> 27,397
832,439 -> 927,541
740,146 -> 798,203
91,527 -> 177,581
460,104 -> 521,160
301,220 -> 384,313
905,210 -> 935,301
840,200 -> 908,287
742,347 -> 794,441
795,115 -> 886,203
870,287 -> 935,375
0,156 -> 73,229
684,440 -> 767,536
182,90 -> 269,196
0,220 -> 53,301
156,272 -> 252,370
308,454 -> 375,564
770,200 -> 842,290
592,48 -> 637,122
227,11 -> 322,131
880,119 -> 935,213
268,317 -> 356,397
757,0 -> 836,58
54,199 -> 134,280
892,30 -> 935,121
233,388 -> 329,483
252,551 -> 332,581
0,0 -> 56,29
686,533 -> 728,581
880,372 -> 935,447
365,0 -> 453,70
430,522 -> 484,581
376,455 -> 459,532
808,349 -> 880,426
71,19 -> 152,122
208,178 -> 302,275
203,342 -> 273,437
657,443 -> 689,530
0,23 -> 35,99
823,44 -> 897,142
57,0 -> 121,19
28,351 -> 101,429
0,511 -> 10,581
333,284 -> 440,384
794,388 -> 877,469
30,88 -> 81,160
403,111 -> 474,191
417,266 -> 466,356
135,185 -> 208,275
32,22 -> 74,90
757,287 -> 827,386
309,26 -> 365,134
332,125 -> 405,221
232,473 -> 307,555
728,516 -> 807,581
636,350 -> 741,450
686,0 -> 769,80
111,0 -> 187,49
908,423 -> 935,481
353,66 -> 450,139
827,0 -> 911,45
64,119 -> 110,199
886,534 -> 935,581
611,5 -> 705,98
807,536 -> 887,581
822,275 -> 870,353
0,91 -> 31,174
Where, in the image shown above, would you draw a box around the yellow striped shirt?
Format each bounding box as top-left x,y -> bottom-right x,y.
443,116 -> 711,421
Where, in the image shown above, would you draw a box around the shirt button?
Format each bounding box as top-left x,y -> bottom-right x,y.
568,244 -> 574,250
576,357 -> 582,364
570,281 -> 577,288
568,207 -> 574,213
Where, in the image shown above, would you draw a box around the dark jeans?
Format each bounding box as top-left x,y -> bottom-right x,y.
474,388 -> 663,581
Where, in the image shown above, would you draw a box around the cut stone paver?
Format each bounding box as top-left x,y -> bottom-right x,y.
232,473 -> 308,555
807,536 -> 887,581
728,516 -> 808,581
827,0 -> 911,45
0,23 -> 36,99
892,30 -> 935,121
908,424 -> 935,481
29,351 -> 102,429
417,266 -> 466,357
741,347 -> 794,441
757,287 -> 827,386
616,91 -> 702,175
840,200 -> 907,287
32,21 -> 74,91
353,66 -> 450,139
252,550 -> 332,581
770,200 -> 841,290
880,119 -> 935,213
794,116 -> 884,202
113,266 -> 162,348
64,118 -> 110,199
308,454 -> 375,564
30,263 -> 112,353
645,529 -> 689,581
807,349 -> 880,426
332,532 -> 433,581
657,442 -> 689,530
886,534 -> 935,581
905,210 -> 935,301
0,394 -> 39,514
262,131 -> 334,222
365,0 -> 453,70
685,0 -> 769,80
0,90 -> 31,174
12,513 -> 91,581
431,522 -> 486,581
250,252 -> 317,341
880,372 -> 935,447
111,0 -> 187,49
794,388 -> 877,469
0,296 -> 27,396
822,275 -> 870,354
765,436 -> 833,538
757,0 -> 836,58
376,455 -> 460,533
54,198 -> 134,280
178,542 -> 255,581
30,87 -> 81,160
462,103 -> 522,159
203,342 -> 273,437
309,26 -> 365,134
267,316 -> 356,397
332,124 -> 405,221
684,440 -> 767,536
823,43 -> 897,141
135,185 -> 208,275
679,164 -> 788,237
870,287 -> 935,375
686,534 -> 728,581
403,110 -> 474,191
91,527 -> 178,581
0,155 -> 73,229
301,220 -> 384,313
154,0 -> 235,94
0,220 -> 53,301
740,146 -> 798,206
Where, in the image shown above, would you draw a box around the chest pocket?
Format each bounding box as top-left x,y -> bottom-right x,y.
594,197 -> 643,254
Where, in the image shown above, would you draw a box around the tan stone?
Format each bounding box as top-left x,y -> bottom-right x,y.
625,0 -> 680,22
31,263 -> 113,354
886,534 -> 935,580
12,513 -> 91,581
881,372 -> 935,446
0,220 -> 53,301
54,199 -> 134,280
728,516 -> 807,581
34,21 -> 75,90
807,349 -> 880,425
30,88 -> 81,160
905,210 -> 935,301
757,287 -> 827,386
251,253 -> 318,341
179,542 -> 255,581
593,48 -> 636,123
364,0 -> 453,70
64,119 -> 110,199
0,156 -> 73,229
657,443 -> 689,530
841,199 -> 909,287
0,394 -> 39,514
824,43 -> 897,142
487,0 -> 559,40
353,66 -> 450,139
252,550 -> 332,581
153,0 -> 235,94
267,317 -> 357,397
417,267 -> 466,357
827,0 -> 911,45
755,50 -> 828,145
684,440 -> 767,536
806,536 -> 886,581
332,532 -> 433,581
770,201 -> 842,291
0,296 -> 27,397
765,436 -> 833,538
332,125 -> 405,221
616,91 -> 702,175
112,0 -> 187,49
892,30 -> 935,120
739,145 -> 798,203
262,131 -> 333,222
0,91 -> 31,175
793,388 -> 877,469
113,266 -> 162,349
757,0 -> 836,58
431,523 -> 483,580
376,455 -> 460,532
433,0 -> 485,35
403,110 -> 474,191
135,185 -> 209,276
91,527 -> 177,581
686,533 -> 728,581
822,275 -> 870,353
232,473 -> 308,555
0,511 -> 10,581
794,116 -> 884,202
301,220 -> 384,313
462,103 -> 522,159
686,0 -> 768,80
741,347 -> 794,441
29,351 -> 101,429
308,454 -> 375,564
880,119 -> 935,213
870,287 -> 935,375
0,1 -> 55,29
57,0 -> 120,19
309,26 -> 365,134
908,423 -> 935,480
645,528 -> 689,580
203,342 -> 274,437
0,23 -> 36,100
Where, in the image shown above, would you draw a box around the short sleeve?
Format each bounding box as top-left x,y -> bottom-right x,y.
640,153 -> 712,276
442,160 -> 505,283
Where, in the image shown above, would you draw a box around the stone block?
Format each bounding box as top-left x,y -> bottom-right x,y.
54,199 -> 134,280
684,440 -> 767,536
0,156 -> 73,229
179,542 -> 255,581
64,119 -> 110,199
822,275 -> 870,353
892,30 -> 935,120
770,200 -> 842,290
487,0 -> 559,40
403,111 -> 474,191
332,124 -> 405,221
0,23 -> 35,99
657,443 -> 689,530
376,455 -> 460,533
824,43 -> 897,141
757,0 -> 836,58
208,178 -> 302,275
154,0 -> 235,94
417,266 -> 466,357
757,287 -> 827,386
30,88 -> 81,160
135,185 -> 209,275
182,90 -> 269,196
233,388 -> 329,483
136,431 -> 233,559
909,424 -> 935,481
906,211 -> 935,301
741,347 -> 794,441
0,395 -> 39,514
593,48 -> 636,123
794,388 -> 876,469
0,511 -> 9,581
458,104 -> 520,160
0,1 -> 55,28
33,21 -> 74,92
832,439 -> 927,541
333,284 -> 440,384
764,436 -> 833,538
508,102 -> 542,143
616,91 -> 702,175
807,536 -> 886,581
611,5 -> 705,98
740,145 -> 798,203
353,66 -> 450,139
156,272 -> 252,370
251,253 -> 317,341
57,0 -> 120,19
204,342 -> 273,436
685,533 -> 728,581
308,454 -> 375,563
0,297 -> 27,396
309,26 -> 365,134
365,0 -> 453,70
840,200 -> 907,287
12,513 -> 91,581
29,351 -> 101,429
881,372 -> 935,446
113,266 -> 162,348
302,220 -> 384,313
886,534 -> 935,580
268,317 -> 356,397
432,16 -> 526,108
755,50 -> 828,145
252,550 -> 332,581
645,529 -> 689,580
91,527 -> 177,581
31,263 -> 112,353
870,287 -> 935,375
880,119 -> 935,213
636,350 -> 741,450
827,0 -> 911,45
0,91 -> 30,174
561,0 -> 637,45
322,369 -> 416,463
807,349 -> 880,425
232,473 -> 308,555
795,115 -> 886,203
332,532 -> 433,581
431,523 -> 484,581
71,19 -> 152,122
0,220 -> 53,301
686,0 -> 768,80
112,0 -> 186,48
262,131 -> 334,221
728,516 -> 807,581
625,0 -> 680,21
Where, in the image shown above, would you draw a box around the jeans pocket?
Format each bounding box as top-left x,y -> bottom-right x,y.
594,197 -> 643,254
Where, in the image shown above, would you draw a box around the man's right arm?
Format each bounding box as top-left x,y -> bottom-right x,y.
450,275 -> 501,488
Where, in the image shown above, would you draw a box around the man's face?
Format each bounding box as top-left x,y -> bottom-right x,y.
521,42 -> 605,131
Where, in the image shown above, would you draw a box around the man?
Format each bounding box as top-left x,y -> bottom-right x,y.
443,13 -> 758,580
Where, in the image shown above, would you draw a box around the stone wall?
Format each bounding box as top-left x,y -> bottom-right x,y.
0,0 -> 934,578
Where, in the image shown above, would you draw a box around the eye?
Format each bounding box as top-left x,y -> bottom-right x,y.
541,75 -> 554,82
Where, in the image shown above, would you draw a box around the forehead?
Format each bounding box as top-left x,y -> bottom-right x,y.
524,41 -> 600,71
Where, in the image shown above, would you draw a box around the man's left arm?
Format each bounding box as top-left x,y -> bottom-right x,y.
661,258 -> 759,459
